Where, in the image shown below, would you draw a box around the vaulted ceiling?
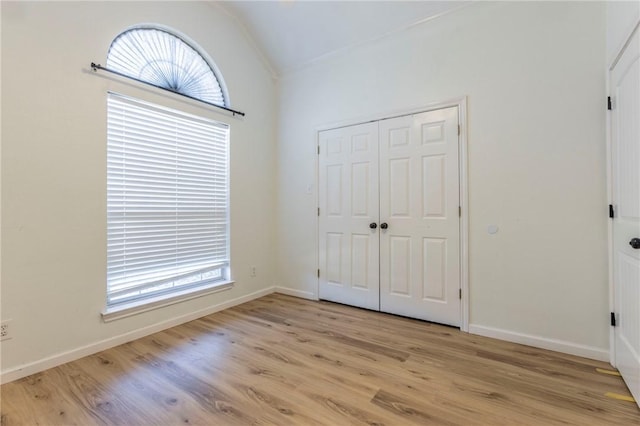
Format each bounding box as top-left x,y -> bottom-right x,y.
220,1 -> 471,77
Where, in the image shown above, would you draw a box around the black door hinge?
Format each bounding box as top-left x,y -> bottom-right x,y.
609,204 -> 614,219
608,96 -> 612,111
459,289 -> 462,299
611,312 -> 616,327
317,269 -> 320,278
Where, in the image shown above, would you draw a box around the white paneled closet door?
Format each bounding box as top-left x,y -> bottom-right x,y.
318,107 -> 460,327
611,25 -> 640,406
318,122 -> 380,310
379,108 -> 460,326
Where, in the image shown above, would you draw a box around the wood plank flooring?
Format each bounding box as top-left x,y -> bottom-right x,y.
1,293 -> 639,425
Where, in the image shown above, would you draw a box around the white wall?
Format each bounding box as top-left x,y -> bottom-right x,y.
277,2 -> 609,357
1,1 -> 277,377
607,0 -> 640,66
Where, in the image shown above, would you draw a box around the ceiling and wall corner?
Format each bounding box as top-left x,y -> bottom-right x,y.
206,1 -> 280,80
221,1 -> 472,77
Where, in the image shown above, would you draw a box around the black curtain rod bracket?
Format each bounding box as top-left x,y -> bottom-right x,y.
90,62 -> 245,117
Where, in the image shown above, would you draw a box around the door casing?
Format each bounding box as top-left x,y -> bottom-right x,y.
314,97 -> 469,331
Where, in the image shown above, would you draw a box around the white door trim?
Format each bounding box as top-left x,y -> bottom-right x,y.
314,96 -> 470,332
606,71 -> 615,367
607,19 -> 640,367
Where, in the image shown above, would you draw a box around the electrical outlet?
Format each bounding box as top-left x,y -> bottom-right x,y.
250,266 -> 257,277
1,320 -> 12,341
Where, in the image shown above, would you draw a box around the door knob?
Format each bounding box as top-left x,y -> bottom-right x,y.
630,238 -> 640,249
369,222 -> 377,229
380,222 -> 388,229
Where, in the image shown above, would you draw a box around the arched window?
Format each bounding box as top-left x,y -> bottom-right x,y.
104,26 -> 231,315
106,26 -> 228,107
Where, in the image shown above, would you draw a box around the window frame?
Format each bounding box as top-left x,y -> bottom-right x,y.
103,93 -> 233,320
102,25 -> 234,321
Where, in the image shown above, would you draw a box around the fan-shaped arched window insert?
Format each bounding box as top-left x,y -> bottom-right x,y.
106,26 -> 228,107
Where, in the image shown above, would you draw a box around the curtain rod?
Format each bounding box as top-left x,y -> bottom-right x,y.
90,63 -> 245,117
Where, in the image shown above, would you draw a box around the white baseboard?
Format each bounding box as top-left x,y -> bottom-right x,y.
1,286 -> 276,384
468,324 -> 609,362
274,286 -> 317,300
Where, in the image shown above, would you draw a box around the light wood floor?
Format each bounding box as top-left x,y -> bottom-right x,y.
1,294 -> 638,425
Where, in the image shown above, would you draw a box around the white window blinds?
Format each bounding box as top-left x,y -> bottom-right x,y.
107,28 -> 227,107
107,93 -> 229,306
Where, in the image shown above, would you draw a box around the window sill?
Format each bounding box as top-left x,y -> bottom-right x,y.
101,280 -> 234,323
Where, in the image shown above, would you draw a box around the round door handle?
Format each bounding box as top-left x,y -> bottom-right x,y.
630,238 -> 640,249
369,222 -> 377,229
380,222 -> 388,229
